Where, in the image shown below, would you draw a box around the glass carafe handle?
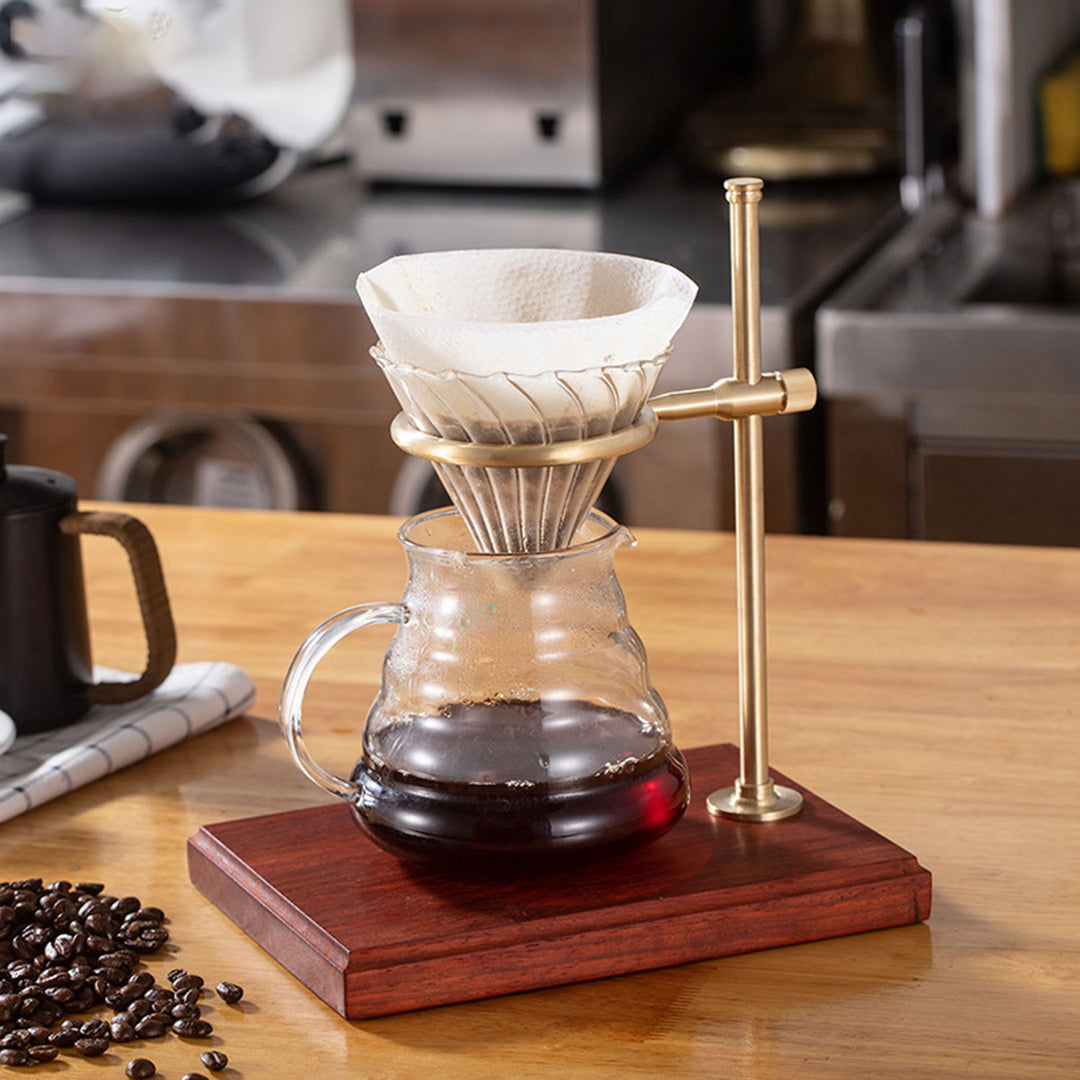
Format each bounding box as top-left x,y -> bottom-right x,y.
279,603 -> 403,801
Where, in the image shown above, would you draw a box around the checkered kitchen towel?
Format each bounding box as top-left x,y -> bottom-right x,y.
0,662 -> 255,823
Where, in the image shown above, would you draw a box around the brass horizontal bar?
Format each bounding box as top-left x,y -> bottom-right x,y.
649,367 -> 817,422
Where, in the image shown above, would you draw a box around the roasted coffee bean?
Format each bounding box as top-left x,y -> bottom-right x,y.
134,1018 -> 167,1039
7,961 -> 34,982
126,1056 -> 157,1078
127,936 -> 167,955
99,964 -> 129,986
132,928 -> 169,948
100,949 -> 139,970
0,880 -> 241,1063
84,912 -> 114,936
42,984 -> 76,1006
122,920 -> 159,937
31,1001 -> 62,1026
74,1036 -> 109,1056
43,935 -> 77,963
172,1018 -> 212,1038
0,1046 -> 29,1066
215,981 -> 243,1004
27,1043 -> 58,1062
181,1074 -> 210,1080
35,967 -> 70,987
110,1019 -> 136,1043
201,1049 -> 228,1072
85,935 -> 113,960
77,900 -> 102,921
107,984 -> 145,1009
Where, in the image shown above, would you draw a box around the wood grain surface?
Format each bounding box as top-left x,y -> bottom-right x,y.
2,503 -> 1079,1078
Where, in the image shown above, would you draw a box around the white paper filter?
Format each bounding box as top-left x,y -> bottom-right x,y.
358,249 -> 697,552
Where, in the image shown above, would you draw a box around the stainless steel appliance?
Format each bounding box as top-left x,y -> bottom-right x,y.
347,0 -> 738,188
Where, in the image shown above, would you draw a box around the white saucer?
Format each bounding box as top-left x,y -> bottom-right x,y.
0,710 -> 15,755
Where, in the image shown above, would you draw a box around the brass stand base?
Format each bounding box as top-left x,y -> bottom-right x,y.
706,780 -> 804,822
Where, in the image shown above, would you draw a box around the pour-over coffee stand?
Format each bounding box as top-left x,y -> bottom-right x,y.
188,179 -> 931,1019
391,178 -> 813,824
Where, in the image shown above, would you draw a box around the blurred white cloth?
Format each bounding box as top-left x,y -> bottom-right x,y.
0,662 -> 255,823
82,0 -> 354,151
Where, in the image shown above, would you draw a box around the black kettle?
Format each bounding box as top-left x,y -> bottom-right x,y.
0,435 -> 176,735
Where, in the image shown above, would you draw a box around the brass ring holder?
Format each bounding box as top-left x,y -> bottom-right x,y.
388,176 -> 814,823
389,406 -> 660,468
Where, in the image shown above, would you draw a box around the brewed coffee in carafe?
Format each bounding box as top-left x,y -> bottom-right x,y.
282,508 -> 690,864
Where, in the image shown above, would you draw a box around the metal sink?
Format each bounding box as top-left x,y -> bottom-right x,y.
816,182 -> 1080,546
817,187 -> 1080,402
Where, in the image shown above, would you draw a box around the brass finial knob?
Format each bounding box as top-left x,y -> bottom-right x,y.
724,177 -> 764,203
779,367 -> 817,414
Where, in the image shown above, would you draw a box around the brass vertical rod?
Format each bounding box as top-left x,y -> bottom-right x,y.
707,177 -> 803,823
735,411 -> 769,791
730,179 -> 768,791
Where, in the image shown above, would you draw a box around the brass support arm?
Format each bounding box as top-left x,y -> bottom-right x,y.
648,367 -> 817,423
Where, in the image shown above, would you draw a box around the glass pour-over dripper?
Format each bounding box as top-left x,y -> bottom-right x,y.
357,248 -> 697,553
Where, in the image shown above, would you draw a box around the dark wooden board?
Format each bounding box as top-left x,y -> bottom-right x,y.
187,743 -> 931,1019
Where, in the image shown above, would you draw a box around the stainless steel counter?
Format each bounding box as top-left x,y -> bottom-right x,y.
0,160 -> 899,307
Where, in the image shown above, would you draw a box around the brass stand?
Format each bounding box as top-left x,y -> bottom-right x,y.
388,176 -> 815,823
654,178 -> 807,822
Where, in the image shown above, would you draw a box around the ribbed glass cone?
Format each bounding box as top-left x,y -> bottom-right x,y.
376,350 -> 667,552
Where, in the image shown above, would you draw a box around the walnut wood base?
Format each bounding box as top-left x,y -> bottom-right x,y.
187,743 -> 931,1019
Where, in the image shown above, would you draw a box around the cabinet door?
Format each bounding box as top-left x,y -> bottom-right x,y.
915,443 -> 1080,546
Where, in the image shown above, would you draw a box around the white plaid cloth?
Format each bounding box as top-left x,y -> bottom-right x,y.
0,662 -> 255,823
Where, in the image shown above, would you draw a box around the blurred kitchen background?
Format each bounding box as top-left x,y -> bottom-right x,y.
0,0 -> 1078,546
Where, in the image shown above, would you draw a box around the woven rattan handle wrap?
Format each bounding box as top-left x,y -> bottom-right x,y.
60,510 -> 177,705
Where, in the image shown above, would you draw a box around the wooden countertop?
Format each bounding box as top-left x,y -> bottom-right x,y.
3,504 -> 1079,1078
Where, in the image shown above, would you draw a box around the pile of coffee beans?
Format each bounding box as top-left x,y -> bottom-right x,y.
0,879 -> 245,1071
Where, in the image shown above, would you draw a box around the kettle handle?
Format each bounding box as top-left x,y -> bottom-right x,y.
60,511 -> 177,705
279,603 -> 404,801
